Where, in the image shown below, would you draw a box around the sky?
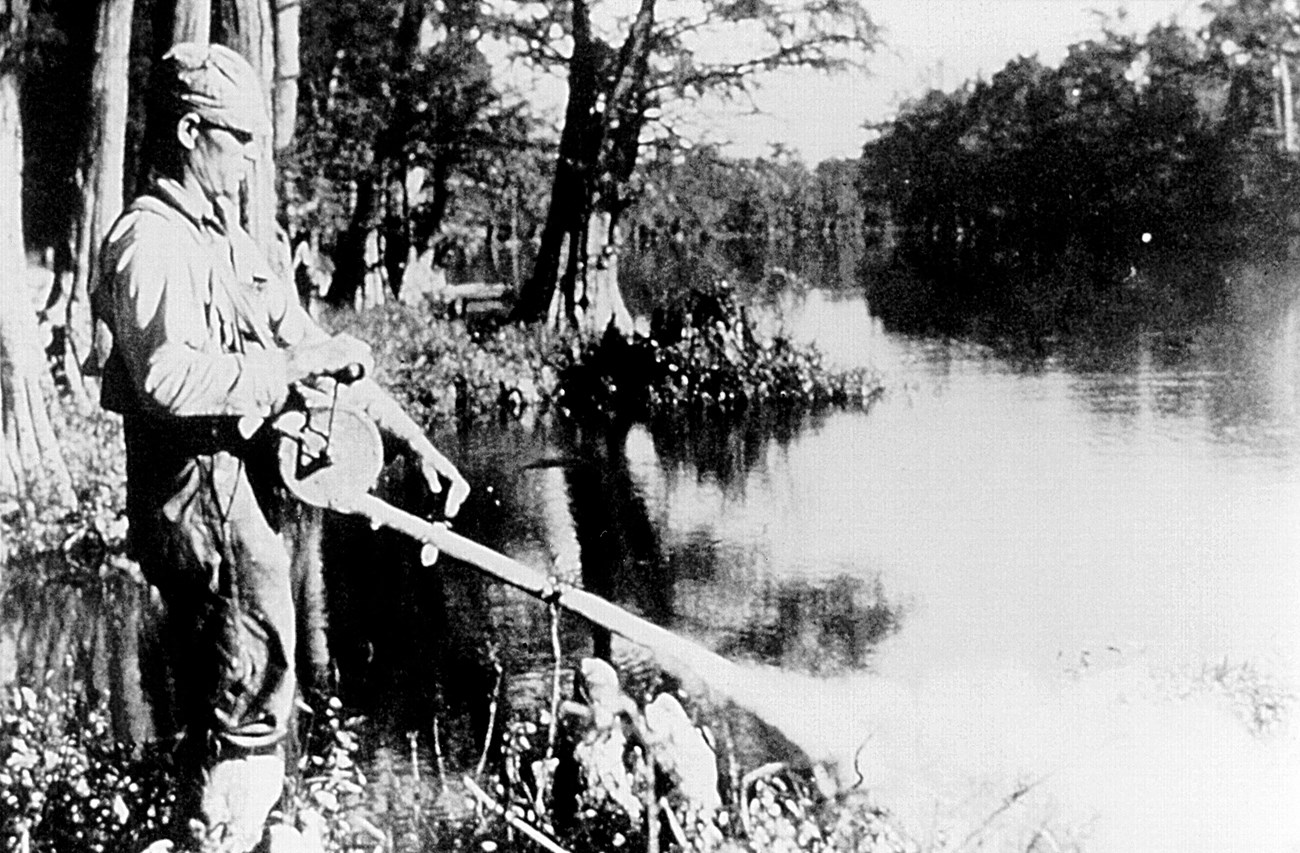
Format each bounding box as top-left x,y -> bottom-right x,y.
681,0 -> 1211,162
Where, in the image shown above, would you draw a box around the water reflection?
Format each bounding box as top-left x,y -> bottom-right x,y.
692,574 -> 901,675
794,288 -> 1297,676
0,563 -> 153,744
562,423 -> 671,630
1048,307 -> 1300,458
646,410 -> 816,495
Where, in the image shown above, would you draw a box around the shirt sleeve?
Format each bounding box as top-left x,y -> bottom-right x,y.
229,221 -> 330,350
105,213 -> 292,419
271,281 -> 330,349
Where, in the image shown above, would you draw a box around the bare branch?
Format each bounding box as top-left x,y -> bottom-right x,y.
485,17 -> 571,66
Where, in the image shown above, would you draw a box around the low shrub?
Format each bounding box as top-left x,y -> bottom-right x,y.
552,281 -> 882,422
428,691 -> 913,853
329,281 -> 883,429
0,682 -> 175,853
324,306 -> 559,430
0,679 -> 396,853
1,397 -> 128,578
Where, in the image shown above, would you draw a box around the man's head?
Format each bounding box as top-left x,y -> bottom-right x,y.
145,43 -> 271,202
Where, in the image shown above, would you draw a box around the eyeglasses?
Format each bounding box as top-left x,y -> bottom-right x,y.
197,118 -> 255,146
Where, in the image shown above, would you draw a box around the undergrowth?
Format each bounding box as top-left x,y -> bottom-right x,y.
0,672 -> 914,853
327,280 -> 883,429
552,281 -> 882,422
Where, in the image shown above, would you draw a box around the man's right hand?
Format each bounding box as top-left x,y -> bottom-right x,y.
286,333 -> 375,384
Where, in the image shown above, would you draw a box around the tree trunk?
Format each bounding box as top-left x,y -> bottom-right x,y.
328,0 -> 425,302
68,0 -> 132,399
379,0 -> 426,297
106,574 -> 153,745
513,0 -> 652,334
271,0 -> 299,151
1279,49 -> 1297,153
328,175 -> 376,307
578,211 -> 633,336
176,0 -> 211,43
0,13 -> 74,517
509,184 -> 521,291
514,0 -> 599,325
213,0 -> 281,271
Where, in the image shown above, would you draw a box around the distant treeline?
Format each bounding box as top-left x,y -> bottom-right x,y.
619,148 -> 867,305
20,1 -> 1300,331
618,6 -> 1300,332
857,3 -> 1300,330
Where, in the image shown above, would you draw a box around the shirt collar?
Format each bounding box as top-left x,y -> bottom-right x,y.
151,176 -> 226,233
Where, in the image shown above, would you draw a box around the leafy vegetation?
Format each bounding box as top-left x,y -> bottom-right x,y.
324,306 -> 561,429
0,395 -> 127,575
624,147 -> 870,300
1,666 -> 914,853
326,280 -> 882,430
553,280 -> 882,422
0,682 -> 175,853
0,679 -> 379,853
859,5 -> 1300,333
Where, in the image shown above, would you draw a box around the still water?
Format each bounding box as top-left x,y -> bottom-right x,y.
421,282 -> 1300,850
654,287 -> 1300,685
452,286 -> 1300,686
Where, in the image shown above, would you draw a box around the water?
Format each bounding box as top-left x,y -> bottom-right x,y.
497,286 -> 1300,687
428,284 -> 1300,849
697,288 -> 1300,686
7,271 -> 1298,849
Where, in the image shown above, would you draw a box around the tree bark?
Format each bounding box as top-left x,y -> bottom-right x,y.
214,0 -> 281,271
578,211 -> 633,336
1279,48 -> 1297,153
0,5 -> 74,514
513,0 -> 600,326
171,0 -> 211,44
271,0 -> 299,151
512,0 -> 651,335
328,174 -> 377,308
106,574 -> 153,745
68,0 -> 132,399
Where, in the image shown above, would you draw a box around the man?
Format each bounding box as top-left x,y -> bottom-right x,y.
91,43 -> 469,852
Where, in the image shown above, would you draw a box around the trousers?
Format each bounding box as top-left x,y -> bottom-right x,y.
125,417 -> 328,850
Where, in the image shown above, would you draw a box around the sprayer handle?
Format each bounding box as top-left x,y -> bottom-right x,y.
331,362 -> 366,384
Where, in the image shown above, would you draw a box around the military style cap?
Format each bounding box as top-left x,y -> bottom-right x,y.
152,42 -> 272,138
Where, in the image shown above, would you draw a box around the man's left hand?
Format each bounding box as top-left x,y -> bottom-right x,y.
419,450 -> 471,518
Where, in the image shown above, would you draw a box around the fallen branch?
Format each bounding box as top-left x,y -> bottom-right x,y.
463,775 -> 572,853
955,774 -> 1052,853
476,645 -> 504,778
739,761 -> 789,838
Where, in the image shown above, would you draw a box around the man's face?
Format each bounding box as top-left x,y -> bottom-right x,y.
188,116 -> 258,202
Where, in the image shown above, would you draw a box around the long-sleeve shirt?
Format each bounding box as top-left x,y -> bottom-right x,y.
94,177 -> 325,421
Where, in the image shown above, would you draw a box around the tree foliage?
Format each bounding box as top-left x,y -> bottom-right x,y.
859,4 -> 1300,329
622,144 -> 866,299
498,0 -> 880,327
283,0 -> 538,304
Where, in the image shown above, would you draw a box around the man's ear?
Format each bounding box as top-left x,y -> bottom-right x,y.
175,112 -> 201,151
